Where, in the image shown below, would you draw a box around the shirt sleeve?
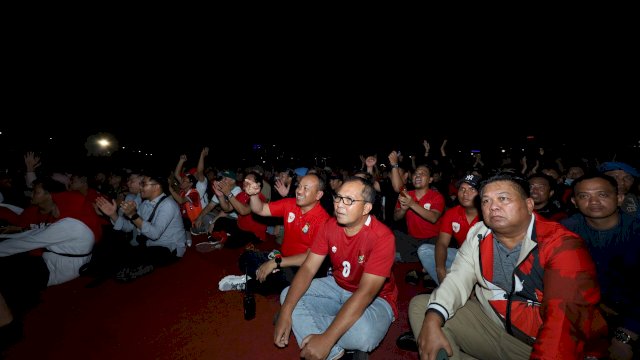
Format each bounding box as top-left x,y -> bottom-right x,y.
439,209 -> 455,235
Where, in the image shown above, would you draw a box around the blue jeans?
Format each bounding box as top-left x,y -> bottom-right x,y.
417,243 -> 458,285
280,276 -> 394,359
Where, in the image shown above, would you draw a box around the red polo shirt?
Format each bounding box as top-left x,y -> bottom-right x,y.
268,198 -> 329,256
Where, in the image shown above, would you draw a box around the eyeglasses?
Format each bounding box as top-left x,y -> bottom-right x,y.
333,194 -> 368,206
141,182 -> 159,187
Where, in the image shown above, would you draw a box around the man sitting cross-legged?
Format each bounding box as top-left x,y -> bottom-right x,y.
275,177 -> 397,360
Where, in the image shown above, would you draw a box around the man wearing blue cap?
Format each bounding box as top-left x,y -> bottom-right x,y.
599,162 -> 640,219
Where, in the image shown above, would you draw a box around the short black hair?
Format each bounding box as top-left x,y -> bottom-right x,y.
571,172 -> 619,195
144,172 -> 169,194
480,172 -> 530,199
343,176 -> 376,204
33,177 -> 67,194
246,171 -> 263,190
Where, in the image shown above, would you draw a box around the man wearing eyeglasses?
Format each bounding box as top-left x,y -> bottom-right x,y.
274,176 -> 397,359
96,174 -> 186,282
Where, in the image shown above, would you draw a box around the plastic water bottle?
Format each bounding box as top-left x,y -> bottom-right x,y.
243,292 -> 256,320
243,266 -> 255,320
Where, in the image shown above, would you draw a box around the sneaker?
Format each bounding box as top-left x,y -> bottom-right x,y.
396,331 -> 418,352
0,320 -> 23,353
195,241 -> 223,253
423,276 -> 439,290
116,264 -> 154,283
190,228 -> 208,236
218,275 -> 251,291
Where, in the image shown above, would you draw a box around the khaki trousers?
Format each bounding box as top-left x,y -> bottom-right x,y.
408,294 -> 532,360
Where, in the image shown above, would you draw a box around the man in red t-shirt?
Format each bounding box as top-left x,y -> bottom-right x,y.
274,177 -> 397,359
393,164 -> 445,263
418,174 -> 481,285
245,173 -> 329,284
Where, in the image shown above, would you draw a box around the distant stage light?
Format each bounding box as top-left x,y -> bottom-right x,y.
85,132 -> 118,156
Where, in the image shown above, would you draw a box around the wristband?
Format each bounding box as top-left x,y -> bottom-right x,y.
391,163 -> 399,168
614,328 -> 637,348
125,213 -> 140,222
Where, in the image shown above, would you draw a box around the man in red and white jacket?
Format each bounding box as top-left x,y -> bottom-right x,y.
409,173 -> 606,359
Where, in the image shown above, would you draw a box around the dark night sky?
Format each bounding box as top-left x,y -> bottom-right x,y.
2,121 -> 638,176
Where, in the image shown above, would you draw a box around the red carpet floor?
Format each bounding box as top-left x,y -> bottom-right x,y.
4,236 -> 424,359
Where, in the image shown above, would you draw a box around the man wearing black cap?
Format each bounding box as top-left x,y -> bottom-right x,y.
398,174 -> 482,352
417,174 -> 482,286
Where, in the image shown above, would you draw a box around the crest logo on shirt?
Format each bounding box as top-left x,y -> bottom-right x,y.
287,212 -> 296,223
452,222 -> 460,233
358,254 -> 365,264
332,246 -> 337,253
302,222 -> 310,234
423,203 -> 431,210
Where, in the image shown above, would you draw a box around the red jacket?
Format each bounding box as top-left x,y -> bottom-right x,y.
429,214 -> 607,359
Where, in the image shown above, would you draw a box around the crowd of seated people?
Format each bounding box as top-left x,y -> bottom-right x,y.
1,138 -> 639,359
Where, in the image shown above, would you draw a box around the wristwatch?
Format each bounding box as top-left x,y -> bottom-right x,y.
614,328 -> 637,347
274,255 -> 282,270
125,213 -> 140,222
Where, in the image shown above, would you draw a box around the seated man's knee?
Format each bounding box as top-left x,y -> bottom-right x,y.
348,330 -> 378,352
417,243 -> 435,258
409,294 -> 430,318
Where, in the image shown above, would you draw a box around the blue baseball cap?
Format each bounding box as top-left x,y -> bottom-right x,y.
598,162 -> 639,177
294,167 -> 308,177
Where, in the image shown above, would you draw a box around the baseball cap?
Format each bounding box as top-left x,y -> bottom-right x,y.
219,170 -> 237,180
456,174 -> 482,190
294,167 -> 308,177
598,162 -> 639,178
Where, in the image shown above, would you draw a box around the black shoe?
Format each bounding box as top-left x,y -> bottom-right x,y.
341,350 -> 369,360
396,331 -> 418,352
423,275 -> 438,290
0,320 -> 23,352
404,270 -> 419,285
79,262 -> 94,277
